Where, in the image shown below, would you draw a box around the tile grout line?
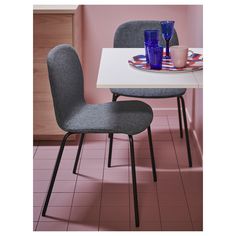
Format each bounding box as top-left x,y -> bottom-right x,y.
33,146 -> 38,159
152,122 -> 163,231
33,146 -> 39,230
97,136 -> 108,231
167,115 -> 194,230
66,139 -> 84,231
35,144 -> 81,231
156,115 -> 175,230
34,144 -> 61,230
34,206 -> 41,230
155,183 -> 163,230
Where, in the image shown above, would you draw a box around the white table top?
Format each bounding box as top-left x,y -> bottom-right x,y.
97,48 -> 203,88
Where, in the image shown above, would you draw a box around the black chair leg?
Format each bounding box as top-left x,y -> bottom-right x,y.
73,133 -> 85,174
128,135 -> 139,227
177,97 -> 183,138
179,96 -> 193,167
147,127 -> 157,182
112,93 -> 119,102
108,133 -> 113,167
42,132 -> 72,216
108,94 -> 119,139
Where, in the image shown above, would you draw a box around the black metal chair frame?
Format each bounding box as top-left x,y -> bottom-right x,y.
111,93 -> 192,167
42,127 -> 157,228
110,20 -> 192,168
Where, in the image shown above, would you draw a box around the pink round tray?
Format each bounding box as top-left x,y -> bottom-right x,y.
128,52 -> 203,73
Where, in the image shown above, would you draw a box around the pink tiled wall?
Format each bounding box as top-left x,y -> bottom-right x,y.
75,5 -> 203,153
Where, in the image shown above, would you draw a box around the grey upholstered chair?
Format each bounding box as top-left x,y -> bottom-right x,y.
110,21 -> 192,167
42,44 -> 157,227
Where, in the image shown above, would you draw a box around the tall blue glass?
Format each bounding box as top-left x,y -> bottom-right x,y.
144,30 -> 159,63
147,44 -> 163,70
160,21 -> 175,59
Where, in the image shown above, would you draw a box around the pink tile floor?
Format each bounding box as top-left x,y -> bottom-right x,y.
33,115 -> 203,231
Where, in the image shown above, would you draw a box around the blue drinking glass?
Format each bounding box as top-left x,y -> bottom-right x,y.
147,44 -> 163,70
144,30 -> 159,63
160,21 -> 175,59
144,30 -> 159,43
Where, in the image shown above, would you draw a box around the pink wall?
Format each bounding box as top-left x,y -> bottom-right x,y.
193,89 -> 203,152
81,5 -> 189,108
185,5 -> 203,152
76,5 -> 203,153
186,5 -> 203,47
74,6 -> 83,62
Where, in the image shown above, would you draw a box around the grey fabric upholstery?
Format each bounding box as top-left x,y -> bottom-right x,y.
47,44 -> 153,135
114,20 -> 179,48
111,20 -> 186,98
59,101 -> 153,135
111,88 -> 186,98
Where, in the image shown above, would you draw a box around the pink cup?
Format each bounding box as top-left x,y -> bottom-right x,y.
170,46 -> 189,68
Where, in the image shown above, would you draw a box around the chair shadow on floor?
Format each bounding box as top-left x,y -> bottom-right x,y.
42,180 -> 161,231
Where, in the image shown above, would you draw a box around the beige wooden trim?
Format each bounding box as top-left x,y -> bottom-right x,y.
33,5 -> 78,14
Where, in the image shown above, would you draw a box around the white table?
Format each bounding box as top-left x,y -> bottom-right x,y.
97,48 -> 203,88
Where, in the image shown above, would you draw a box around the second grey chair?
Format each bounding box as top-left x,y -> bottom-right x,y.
41,44 -> 157,227
110,20 -> 192,167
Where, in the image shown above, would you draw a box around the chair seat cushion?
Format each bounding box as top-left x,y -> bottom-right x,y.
110,88 -> 186,98
60,101 -> 153,135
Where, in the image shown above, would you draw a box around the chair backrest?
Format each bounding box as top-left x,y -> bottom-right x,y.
47,44 -> 85,129
114,20 -> 179,48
